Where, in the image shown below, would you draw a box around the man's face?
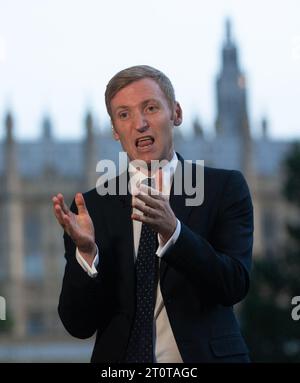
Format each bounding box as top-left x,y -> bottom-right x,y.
110,78 -> 182,165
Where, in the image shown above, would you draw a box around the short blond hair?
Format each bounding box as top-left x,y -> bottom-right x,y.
105,65 -> 176,118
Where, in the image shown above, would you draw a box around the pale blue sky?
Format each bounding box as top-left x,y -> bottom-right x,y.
0,0 -> 299,140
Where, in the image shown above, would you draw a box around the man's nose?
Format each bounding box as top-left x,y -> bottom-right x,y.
133,112 -> 149,133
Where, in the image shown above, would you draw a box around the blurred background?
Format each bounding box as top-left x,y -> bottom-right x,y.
0,0 -> 299,362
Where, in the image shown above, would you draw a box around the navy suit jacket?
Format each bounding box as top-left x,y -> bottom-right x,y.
58,154 -> 253,362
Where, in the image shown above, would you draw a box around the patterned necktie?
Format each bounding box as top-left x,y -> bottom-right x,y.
125,177 -> 159,363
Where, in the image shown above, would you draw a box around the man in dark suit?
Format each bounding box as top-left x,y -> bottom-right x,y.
53,65 -> 253,363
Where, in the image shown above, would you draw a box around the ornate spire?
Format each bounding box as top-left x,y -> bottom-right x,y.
226,18 -> 232,45
83,109 -> 98,189
42,115 -> 52,140
222,18 -> 238,71
4,110 -> 14,143
85,110 -> 94,138
262,117 -> 269,139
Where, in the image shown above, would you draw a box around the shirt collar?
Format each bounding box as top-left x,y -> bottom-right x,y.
128,151 -> 178,195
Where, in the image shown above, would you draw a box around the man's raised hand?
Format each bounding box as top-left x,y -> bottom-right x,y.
131,170 -> 177,245
52,193 -> 96,265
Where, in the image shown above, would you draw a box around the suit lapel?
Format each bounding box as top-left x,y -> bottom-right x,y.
159,154 -> 195,284
116,171 -> 135,299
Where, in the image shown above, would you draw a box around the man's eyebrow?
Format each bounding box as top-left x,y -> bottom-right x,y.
114,105 -> 129,112
113,99 -> 160,113
142,98 -> 160,106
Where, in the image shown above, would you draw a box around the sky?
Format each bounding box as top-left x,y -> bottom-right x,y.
0,0 -> 299,141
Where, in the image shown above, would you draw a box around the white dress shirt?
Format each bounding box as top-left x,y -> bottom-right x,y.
76,152 -> 183,363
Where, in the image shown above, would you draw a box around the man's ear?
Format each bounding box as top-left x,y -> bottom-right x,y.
111,122 -> 120,141
172,102 -> 183,126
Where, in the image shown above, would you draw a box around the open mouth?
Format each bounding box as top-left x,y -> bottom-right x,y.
135,136 -> 155,149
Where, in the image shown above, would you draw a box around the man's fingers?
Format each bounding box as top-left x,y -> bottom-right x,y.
53,195 -> 72,228
52,193 -> 88,243
57,193 -> 70,215
53,197 -> 64,222
53,204 -> 68,227
75,193 -> 88,215
157,169 -> 163,193
52,193 -> 69,215
135,189 -> 163,208
132,197 -> 156,217
54,205 -> 76,234
139,184 -> 163,199
131,212 -> 155,226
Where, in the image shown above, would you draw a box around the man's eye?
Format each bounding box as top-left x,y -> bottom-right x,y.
119,111 -> 128,119
146,105 -> 158,113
